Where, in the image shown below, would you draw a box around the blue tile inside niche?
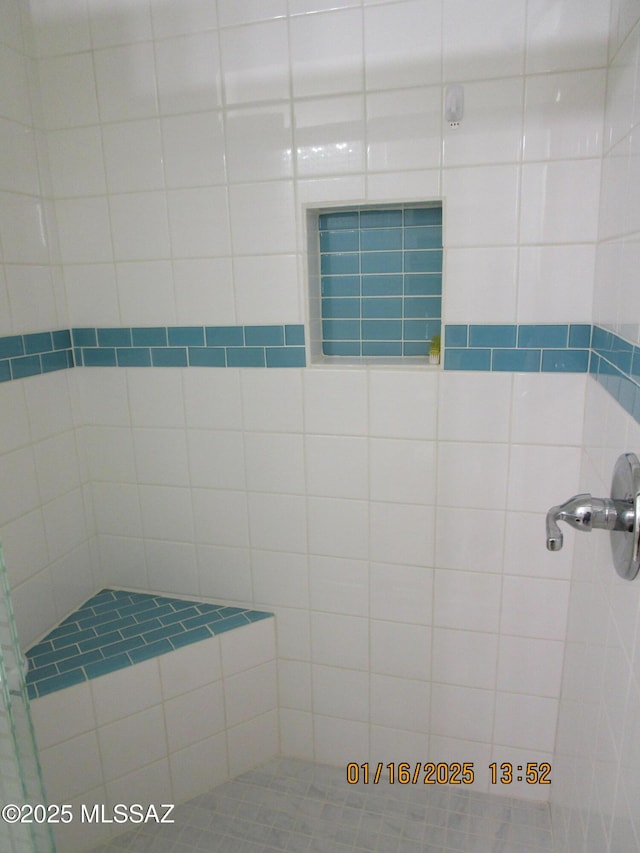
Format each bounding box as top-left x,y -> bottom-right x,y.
319,205 -> 443,358
25,588 -> 273,699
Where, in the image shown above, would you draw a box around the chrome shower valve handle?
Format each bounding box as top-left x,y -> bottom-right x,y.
545,453 -> 640,580
545,494 -> 618,551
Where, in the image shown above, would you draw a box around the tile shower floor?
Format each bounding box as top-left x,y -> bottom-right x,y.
89,757 -> 554,853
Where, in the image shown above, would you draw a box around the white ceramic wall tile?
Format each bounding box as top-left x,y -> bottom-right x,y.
295,94 -> 365,177
500,576 -> 570,640
432,627 -> 499,690
507,444 -> 581,514
90,657 -> 162,726
435,507 -> 505,573
524,70 -> 606,161
369,370 -> 438,440
161,111 -> 226,188
244,432 -> 305,494
443,165 -> 520,247
517,245 -> 595,323
88,0 -> 153,48
308,555 -> 368,616
144,539 -> 198,595
109,192 -> 171,261
91,481 -> 142,538
364,0 -> 440,91
149,0 -> 218,39
220,20 -> 289,104
39,731 -> 103,800
154,31 -> 221,113
526,0 -> 610,73
430,683 -> 495,744
278,659 -> 312,711
493,692 -> 558,752
159,635 -> 221,699
183,369 -> 242,430
307,496 -> 368,560
187,429 -> 245,490
167,186 -> 231,258
519,159 -> 602,244
192,488 -> 249,548
33,431 -> 81,503
503,511 -> 573,580
127,370 -> 184,428
438,372 -> 513,443
369,502 -> 436,567
252,549 -> 309,609
443,0 -> 526,81
312,664 -> 369,721
228,181 -> 296,255
93,43 -> 158,122
370,725 -> 430,764
370,619 -> 430,680
370,438 -> 437,505
241,369 -> 304,433
226,710 -> 279,777
116,260 -> 177,325
134,428 -> 190,486
226,103 -> 293,182
31,682 -> 95,750
54,198 -> 113,264
196,544 -> 252,602
102,119 -> 164,193
224,661 -> 277,727
174,257 -> 236,325
248,492 -> 307,553
64,263 -> 120,327
443,78 -> 524,166
434,569 -> 502,633
370,562 -> 433,625
32,0 -> 91,56
370,673 -> 430,732
0,509 -> 49,587
510,374 -> 587,446
313,715 -> 368,764
497,635 -> 565,697
311,611 -> 368,670
38,53 -> 99,129
234,253 -> 300,325
290,8 -> 363,98
366,87 -> 441,173
305,435 -> 368,499
437,441 -> 509,510
46,127 -> 105,197
304,369 -> 368,436
169,732 -> 228,803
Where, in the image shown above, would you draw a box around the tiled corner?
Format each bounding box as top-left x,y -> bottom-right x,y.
0,329 -> 74,381
25,588 -> 273,698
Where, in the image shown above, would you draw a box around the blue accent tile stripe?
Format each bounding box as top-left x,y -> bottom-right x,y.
25,588 -> 273,699
0,329 -> 74,382
444,324 -> 591,375
74,325 -> 306,369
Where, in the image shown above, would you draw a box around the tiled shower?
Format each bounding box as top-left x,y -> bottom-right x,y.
1,0 -> 640,850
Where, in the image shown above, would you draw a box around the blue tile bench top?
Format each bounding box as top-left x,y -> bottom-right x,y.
25,588 -> 273,699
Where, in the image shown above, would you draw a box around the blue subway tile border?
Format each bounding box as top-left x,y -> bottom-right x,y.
73,324 -> 307,369
25,588 -> 274,699
0,329 -> 74,383
444,324 -> 591,376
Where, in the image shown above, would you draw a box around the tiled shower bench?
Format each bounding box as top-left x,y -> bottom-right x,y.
26,589 -> 278,853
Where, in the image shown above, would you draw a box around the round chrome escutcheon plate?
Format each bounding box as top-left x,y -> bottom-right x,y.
610,452 -> 640,580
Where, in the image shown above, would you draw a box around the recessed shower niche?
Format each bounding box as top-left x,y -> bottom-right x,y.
306,202 -> 443,365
